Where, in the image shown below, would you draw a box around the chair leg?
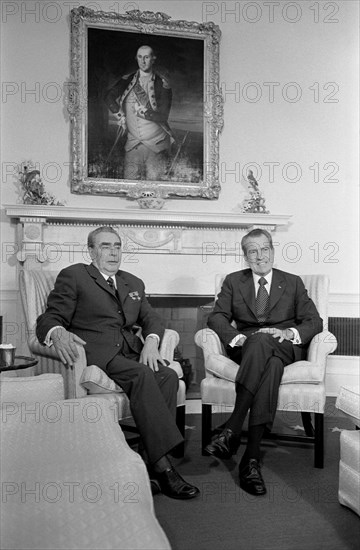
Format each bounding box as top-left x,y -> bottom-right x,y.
301,411 -> 315,437
314,413 -> 324,469
202,404 -> 213,455
172,405 -> 185,458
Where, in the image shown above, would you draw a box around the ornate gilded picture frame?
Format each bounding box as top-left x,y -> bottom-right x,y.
68,7 -> 223,199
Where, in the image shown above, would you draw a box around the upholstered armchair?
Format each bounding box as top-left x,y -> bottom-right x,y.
19,269 -> 186,455
195,274 -> 337,468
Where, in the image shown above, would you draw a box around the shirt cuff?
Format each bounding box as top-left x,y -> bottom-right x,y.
44,326 -> 63,347
289,328 -> 302,345
145,333 -> 160,345
229,334 -> 246,348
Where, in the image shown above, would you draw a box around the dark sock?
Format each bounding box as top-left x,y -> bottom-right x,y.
225,384 -> 254,434
243,424 -> 266,463
152,455 -> 172,473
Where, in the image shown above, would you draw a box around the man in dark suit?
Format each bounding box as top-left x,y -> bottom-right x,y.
36,226 -> 199,500
206,228 -> 323,496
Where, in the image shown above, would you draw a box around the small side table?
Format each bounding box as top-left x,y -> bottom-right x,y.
0,356 -> 38,373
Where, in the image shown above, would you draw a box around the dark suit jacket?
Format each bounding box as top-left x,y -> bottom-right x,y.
36,263 -> 164,369
208,268 -> 323,361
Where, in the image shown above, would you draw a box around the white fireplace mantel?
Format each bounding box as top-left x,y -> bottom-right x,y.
5,204 -> 291,294
5,205 -> 291,230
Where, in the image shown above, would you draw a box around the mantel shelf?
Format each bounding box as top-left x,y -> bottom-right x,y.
5,204 -> 291,230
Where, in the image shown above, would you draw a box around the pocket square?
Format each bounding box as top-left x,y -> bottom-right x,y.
129,291 -> 141,301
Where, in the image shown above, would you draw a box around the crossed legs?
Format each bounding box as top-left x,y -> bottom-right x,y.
228,332 -> 294,433
206,332 -> 295,495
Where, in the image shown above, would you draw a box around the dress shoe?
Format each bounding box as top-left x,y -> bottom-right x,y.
239,458 -> 267,496
204,428 -> 241,459
154,467 -> 200,500
149,478 -> 161,496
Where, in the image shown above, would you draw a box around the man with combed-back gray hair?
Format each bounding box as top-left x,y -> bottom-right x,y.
206,228 -> 323,496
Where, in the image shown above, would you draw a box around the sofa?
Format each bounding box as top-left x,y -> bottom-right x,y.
0,373 -> 171,549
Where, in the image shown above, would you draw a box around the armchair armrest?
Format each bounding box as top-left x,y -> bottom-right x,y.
28,339 -> 87,399
306,330 -> 337,364
281,330 -> 337,385
29,329 -> 184,398
160,329 -> 180,362
28,338 -> 62,360
159,329 -> 183,378
194,328 -> 225,356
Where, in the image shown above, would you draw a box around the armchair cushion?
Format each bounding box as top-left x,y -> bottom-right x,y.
205,344 -> 324,385
80,361 -> 183,396
280,360 -> 324,384
79,365 -> 123,394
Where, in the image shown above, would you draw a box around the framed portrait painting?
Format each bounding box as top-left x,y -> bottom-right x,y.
68,7 -> 223,199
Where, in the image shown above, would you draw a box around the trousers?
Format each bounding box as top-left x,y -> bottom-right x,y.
106,352 -> 183,464
227,332 -> 296,429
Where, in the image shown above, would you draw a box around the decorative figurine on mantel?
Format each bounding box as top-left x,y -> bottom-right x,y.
241,170 -> 269,214
17,163 -> 64,206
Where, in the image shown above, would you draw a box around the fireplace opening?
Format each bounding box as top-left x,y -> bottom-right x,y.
148,295 -> 213,399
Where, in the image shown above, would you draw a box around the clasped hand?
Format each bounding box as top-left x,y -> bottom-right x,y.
50,327 -> 86,368
256,327 -> 293,343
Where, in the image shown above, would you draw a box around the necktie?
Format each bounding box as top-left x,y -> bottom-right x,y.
256,277 -> 269,323
106,277 -> 125,324
106,277 -> 119,300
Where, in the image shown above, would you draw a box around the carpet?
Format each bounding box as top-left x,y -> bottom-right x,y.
152,403 -> 360,550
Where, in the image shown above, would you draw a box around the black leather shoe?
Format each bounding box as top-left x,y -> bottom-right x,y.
149,478 -> 161,496
239,458 -> 267,496
204,428 -> 241,459
154,467 -> 200,500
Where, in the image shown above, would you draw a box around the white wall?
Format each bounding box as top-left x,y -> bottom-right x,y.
1,1 -> 359,322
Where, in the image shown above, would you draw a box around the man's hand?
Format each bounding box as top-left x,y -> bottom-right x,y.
50,327 -> 86,368
139,337 -> 165,372
256,327 -> 294,343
